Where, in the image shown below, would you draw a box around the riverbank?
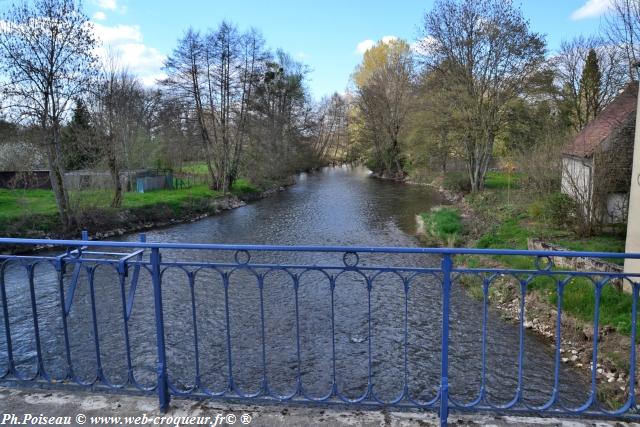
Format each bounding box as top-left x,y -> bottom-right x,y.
0,176 -> 293,253
414,172 -> 633,407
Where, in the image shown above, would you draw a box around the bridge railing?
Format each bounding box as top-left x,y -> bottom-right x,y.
1,235 -> 640,426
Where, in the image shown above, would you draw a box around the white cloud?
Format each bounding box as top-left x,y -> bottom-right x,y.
91,23 -> 166,87
355,35 -> 400,55
356,39 -> 375,54
570,0 -> 613,20
93,0 -> 127,14
92,22 -> 143,44
95,0 -> 117,11
92,11 -> 107,21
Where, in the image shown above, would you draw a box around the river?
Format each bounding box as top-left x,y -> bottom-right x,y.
0,165 -> 589,407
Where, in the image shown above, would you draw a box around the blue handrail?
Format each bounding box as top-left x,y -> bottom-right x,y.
0,233 -> 639,426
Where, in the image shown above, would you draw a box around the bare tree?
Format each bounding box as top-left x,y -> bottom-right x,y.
313,93 -> 349,162
605,0 -> 640,80
0,0 -> 98,229
419,0 -> 546,193
90,54 -> 143,207
163,23 -> 267,193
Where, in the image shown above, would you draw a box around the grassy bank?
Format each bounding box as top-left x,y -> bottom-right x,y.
420,170 -> 633,405
442,171 -> 632,331
0,175 -> 264,238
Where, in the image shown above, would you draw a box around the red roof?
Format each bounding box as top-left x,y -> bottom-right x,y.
563,81 -> 638,158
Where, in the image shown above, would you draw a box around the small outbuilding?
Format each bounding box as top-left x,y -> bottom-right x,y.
561,81 -> 637,225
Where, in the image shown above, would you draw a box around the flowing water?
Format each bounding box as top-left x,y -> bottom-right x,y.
0,165 -> 589,407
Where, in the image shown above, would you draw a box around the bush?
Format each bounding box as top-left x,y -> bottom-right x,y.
442,172 -> 471,194
541,192 -> 576,226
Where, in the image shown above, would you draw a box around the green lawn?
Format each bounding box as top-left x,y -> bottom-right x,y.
484,170 -> 522,189
0,188 -> 60,219
0,174 -> 261,233
0,185 -> 220,219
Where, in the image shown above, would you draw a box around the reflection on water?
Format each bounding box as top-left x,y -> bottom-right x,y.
0,165 -> 589,406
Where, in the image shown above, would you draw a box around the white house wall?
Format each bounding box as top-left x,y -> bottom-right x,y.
561,156 -> 592,202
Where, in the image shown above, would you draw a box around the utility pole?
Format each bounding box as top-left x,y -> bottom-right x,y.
624,66 -> 640,286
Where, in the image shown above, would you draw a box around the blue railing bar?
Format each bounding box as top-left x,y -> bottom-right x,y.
63,250 -> 132,257
26,264 -> 46,381
116,268 -> 135,387
150,247 -> 169,412
64,261 -> 83,315
55,257 -> 73,382
4,255 -> 638,280
87,267 -> 105,383
439,254 -> 452,426
11,256 -> 638,281
629,283 -> 638,405
2,237 -> 640,260
124,236 -> 145,320
118,249 -> 145,264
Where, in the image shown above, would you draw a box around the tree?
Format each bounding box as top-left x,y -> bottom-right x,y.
352,39 -> 414,179
555,37 -> 626,133
406,65 -> 463,177
0,0 -> 98,229
419,0 -> 546,192
605,0 -> 640,80
247,50 -> 314,180
90,55 -> 143,208
580,49 -> 602,126
313,93 -> 349,162
162,23 -> 267,193
61,99 -> 98,171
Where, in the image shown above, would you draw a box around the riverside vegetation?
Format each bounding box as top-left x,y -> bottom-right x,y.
417,170 -> 633,406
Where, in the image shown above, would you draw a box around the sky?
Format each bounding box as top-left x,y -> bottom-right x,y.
77,0 -> 612,100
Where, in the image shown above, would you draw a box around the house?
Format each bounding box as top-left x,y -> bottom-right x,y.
561,81 -> 637,225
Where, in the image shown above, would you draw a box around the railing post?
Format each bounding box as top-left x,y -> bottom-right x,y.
440,254 -> 452,427
151,247 -> 170,412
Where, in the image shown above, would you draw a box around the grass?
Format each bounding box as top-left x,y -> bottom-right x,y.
555,235 -> 626,265
0,173 -> 262,236
231,178 -> 260,194
463,171 -> 633,334
1,185 -> 220,218
420,208 -> 464,247
484,170 -> 521,189
0,188 -> 60,219
180,162 -> 209,175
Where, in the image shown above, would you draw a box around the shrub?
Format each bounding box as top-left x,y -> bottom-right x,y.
541,192 -> 576,226
442,172 -> 471,194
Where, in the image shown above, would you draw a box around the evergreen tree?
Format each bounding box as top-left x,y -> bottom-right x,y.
61,100 -> 98,170
579,48 -> 602,126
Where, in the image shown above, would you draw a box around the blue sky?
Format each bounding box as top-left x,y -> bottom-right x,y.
84,0 -> 611,100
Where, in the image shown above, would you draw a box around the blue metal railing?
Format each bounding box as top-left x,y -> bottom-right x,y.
1,234 -> 640,426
